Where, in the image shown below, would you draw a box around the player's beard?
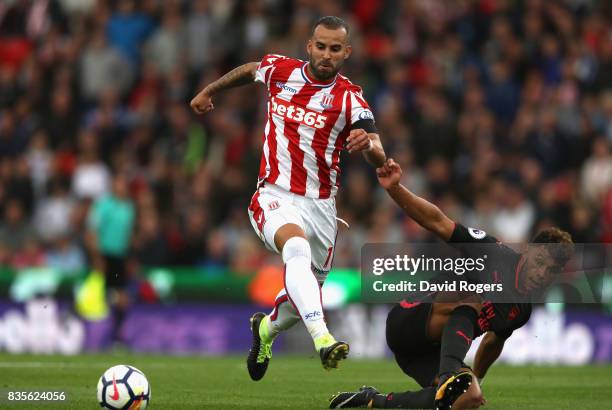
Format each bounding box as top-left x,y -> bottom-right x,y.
309,57 -> 342,81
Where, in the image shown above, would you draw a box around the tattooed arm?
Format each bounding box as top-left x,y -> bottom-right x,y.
190,62 -> 259,114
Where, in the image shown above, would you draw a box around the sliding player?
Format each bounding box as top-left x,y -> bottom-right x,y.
190,16 -> 386,379
329,159 -> 573,409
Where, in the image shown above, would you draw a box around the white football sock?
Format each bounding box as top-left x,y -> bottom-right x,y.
282,237 -> 329,341
266,289 -> 300,339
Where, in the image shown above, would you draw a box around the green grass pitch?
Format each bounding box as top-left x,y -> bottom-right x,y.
0,353 -> 610,409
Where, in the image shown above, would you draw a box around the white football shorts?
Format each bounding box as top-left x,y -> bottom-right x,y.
247,183 -> 338,284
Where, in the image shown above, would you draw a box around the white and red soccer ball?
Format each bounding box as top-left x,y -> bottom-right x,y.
97,364 -> 150,409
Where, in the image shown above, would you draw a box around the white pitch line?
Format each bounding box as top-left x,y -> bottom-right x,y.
0,362 -> 179,368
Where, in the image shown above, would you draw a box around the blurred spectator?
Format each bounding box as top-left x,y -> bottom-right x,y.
41,85 -> 79,149
186,0 -> 215,71
155,102 -> 206,171
0,110 -> 21,158
491,180 -> 536,242
342,168 -> 375,226
143,7 -> 185,76
26,130 -> 53,197
45,235 -> 86,273
173,207 -> 208,266
581,137 -> 612,204
80,29 -> 133,101
11,237 -> 45,269
243,0 -> 268,51
485,60 -> 520,124
413,91 -> 456,165
231,235 -> 266,276
529,107 -> 569,177
4,157 -> 35,216
0,67 -> 20,108
106,0 -> 155,66
85,89 -> 132,161
569,203 -> 597,243
34,178 -> 74,242
71,130 -> 111,199
202,229 -> 229,270
0,198 -> 36,251
133,207 -> 168,267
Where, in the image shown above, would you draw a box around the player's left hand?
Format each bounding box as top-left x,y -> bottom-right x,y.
452,370 -> 485,409
346,129 -> 373,153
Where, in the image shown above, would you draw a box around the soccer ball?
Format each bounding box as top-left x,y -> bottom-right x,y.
97,364 -> 151,409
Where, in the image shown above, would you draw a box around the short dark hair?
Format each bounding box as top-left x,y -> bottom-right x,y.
532,227 -> 574,267
312,16 -> 350,38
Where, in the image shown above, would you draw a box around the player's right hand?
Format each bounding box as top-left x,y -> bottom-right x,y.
190,91 -> 214,114
376,158 -> 402,189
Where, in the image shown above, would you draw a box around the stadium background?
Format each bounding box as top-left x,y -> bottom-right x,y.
0,0 -> 611,388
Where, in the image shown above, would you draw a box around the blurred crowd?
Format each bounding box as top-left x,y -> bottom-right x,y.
0,0 -> 611,275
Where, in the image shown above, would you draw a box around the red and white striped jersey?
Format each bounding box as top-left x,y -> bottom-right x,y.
254,54 -> 375,199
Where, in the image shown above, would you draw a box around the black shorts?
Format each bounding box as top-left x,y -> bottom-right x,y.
103,254 -> 127,290
386,302 -> 440,387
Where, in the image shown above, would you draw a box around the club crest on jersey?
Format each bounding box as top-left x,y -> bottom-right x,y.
268,200 -> 280,210
320,93 -> 335,108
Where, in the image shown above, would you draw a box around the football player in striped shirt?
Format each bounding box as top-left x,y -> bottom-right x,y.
191,16 -> 386,379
